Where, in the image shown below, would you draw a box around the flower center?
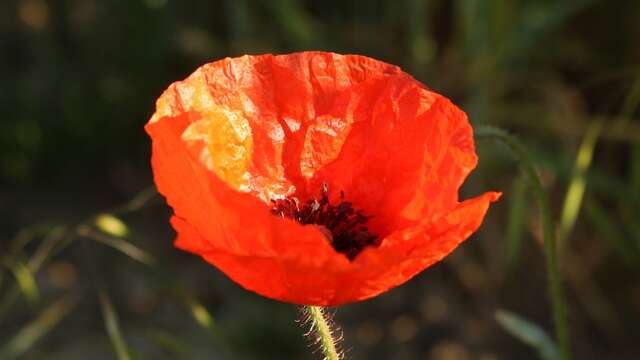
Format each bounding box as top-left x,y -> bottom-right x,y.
271,184 -> 379,260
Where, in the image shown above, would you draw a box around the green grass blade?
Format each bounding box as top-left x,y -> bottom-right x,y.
496,309 -> 560,360
78,226 -> 156,266
632,145 -> 640,198
28,225 -> 68,273
5,261 -> 39,305
0,287 -> 20,323
506,175 -> 528,269
559,70 -> 640,250
585,198 -> 640,268
0,293 -> 80,359
1,226 -> 72,323
98,290 -> 132,360
500,0 -> 598,64
265,0 -> 317,48
619,71 -> 640,124
148,267 -> 225,345
559,121 -> 602,246
476,126 -> 571,360
120,186 -> 160,214
405,0 -> 435,71
9,222 -> 57,253
145,328 -> 191,357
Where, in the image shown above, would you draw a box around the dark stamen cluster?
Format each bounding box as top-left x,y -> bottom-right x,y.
271,183 -> 378,260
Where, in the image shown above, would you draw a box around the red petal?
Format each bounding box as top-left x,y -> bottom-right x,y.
147,112 -> 339,260
146,52 -> 500,305
172,190 -> 499,306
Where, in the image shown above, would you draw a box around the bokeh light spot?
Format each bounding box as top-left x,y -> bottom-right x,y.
18,0 -> 49,30
47,262 -> 78,289
390,315 -> 418,342
355,320 -> 384,347
427,340 -> 469,360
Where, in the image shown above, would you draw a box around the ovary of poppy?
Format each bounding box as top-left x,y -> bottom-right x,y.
146,51 -> 500,306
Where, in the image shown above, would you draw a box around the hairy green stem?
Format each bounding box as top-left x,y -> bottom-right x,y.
476,126 -> 571,360
305,306 -> 340,360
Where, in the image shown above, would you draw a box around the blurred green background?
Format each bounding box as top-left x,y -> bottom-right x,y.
1,0 -> 639,359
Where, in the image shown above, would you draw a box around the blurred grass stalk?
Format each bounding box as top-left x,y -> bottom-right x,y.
79,224 -> 156,267
559,69 -> 640,248
585,198 -> 640,268
0,292 -> 80,360
558,121 -> 602,246
0,226 -> 69,321
8,262 -> 39,305
506,175 -> 528,269
0,188 -> 159,323
476,126 -> 571,360
495,309 -> 559,360
145,328 -> 191,357
98,289 -> 133,360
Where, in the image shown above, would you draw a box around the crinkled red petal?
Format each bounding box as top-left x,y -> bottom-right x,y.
146,51 -> 500,305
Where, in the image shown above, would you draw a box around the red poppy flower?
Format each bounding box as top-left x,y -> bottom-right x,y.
146,51 -> 500,306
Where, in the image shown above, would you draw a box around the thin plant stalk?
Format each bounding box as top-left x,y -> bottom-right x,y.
475,126 -> 571,360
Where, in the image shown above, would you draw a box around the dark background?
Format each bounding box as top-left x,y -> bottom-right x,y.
1,0 -> 639,359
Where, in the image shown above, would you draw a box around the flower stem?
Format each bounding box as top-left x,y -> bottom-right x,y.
305,306 -> 340,360
475,126 -> 571,360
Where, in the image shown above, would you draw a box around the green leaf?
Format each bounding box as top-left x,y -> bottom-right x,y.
0,293 -> 79,359
495,309 -> 559,360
